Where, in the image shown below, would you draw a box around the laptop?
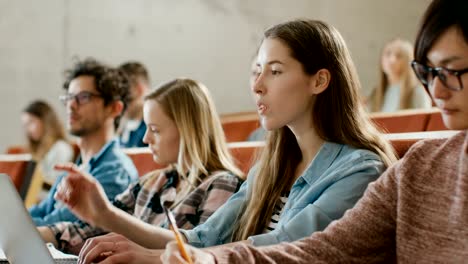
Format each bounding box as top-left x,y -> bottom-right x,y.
0,174 -> 78,264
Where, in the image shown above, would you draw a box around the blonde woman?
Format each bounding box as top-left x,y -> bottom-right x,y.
38,78 -> 244,255
369,38 -> 431,112
21,100 -> 74,185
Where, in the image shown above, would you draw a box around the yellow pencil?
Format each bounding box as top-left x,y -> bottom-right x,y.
164,206 -> 193,264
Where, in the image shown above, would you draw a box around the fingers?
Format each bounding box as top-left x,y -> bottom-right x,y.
55,163 -> 95,183
162,242 -> 190,264
80,241 -> 116,264
79,233 -> 124,264
54,165 -> 97,206
55,174 -> 78,205
55,178 -> 71,204
54,162 -> 80,173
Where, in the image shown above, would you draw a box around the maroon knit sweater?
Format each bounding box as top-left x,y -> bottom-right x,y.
210,131 -> 468,263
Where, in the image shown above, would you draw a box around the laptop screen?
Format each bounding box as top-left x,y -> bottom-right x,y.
0,173 -> 56,263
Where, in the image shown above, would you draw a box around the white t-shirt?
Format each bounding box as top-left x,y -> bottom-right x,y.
380,84 -> 432,113
40,140 -> 74,184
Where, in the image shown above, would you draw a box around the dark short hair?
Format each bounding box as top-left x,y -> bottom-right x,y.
118,61 -> 150,88
414,0 -> 468,64
63,58 -> 131,130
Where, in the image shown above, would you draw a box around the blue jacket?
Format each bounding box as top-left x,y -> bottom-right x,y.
29,139 -> 139,226
181,142 -> 385,247
119,120 -> 147,148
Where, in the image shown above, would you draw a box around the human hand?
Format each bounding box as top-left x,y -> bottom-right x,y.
38,226 -> 58,247
54,163 -> 111,226
79,233 -> 162,264
161,241 -> 215,264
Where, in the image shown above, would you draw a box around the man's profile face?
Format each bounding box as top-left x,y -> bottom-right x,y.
65,75 -> 109,137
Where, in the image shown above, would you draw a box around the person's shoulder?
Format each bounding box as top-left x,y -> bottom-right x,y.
200,170 -> 244,188
49,140 -> 73,154
402,131 -> 466,161
338,144 -> 382,163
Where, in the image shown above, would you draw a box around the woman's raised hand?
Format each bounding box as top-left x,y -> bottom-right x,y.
54,163 -> 111,226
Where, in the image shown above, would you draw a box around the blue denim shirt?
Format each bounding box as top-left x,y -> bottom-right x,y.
29,139 -> 139,226
181,142 -> 385,247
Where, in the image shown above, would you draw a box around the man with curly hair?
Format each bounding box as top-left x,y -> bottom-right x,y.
29,58 -> 139,226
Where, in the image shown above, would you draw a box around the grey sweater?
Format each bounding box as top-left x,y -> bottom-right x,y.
211,131 -> 468,263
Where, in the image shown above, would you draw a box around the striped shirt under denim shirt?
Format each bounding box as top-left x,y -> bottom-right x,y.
48,167 -> 243,254
263,192 -> 290,233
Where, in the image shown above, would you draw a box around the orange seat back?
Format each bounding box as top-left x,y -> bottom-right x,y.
221,112 -> 260,142
222,121 -> 260,142
425,111 -> 448,131
123,148 -> 165,177
0,154 -> 36,199
5,145 -> 28,154
123,141 -> 265,178
227,141 -> 264,174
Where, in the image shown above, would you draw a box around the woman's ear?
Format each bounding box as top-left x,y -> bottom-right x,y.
310,69 -> 331,95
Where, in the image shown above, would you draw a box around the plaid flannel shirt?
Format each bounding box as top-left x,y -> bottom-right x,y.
49,167 -> 243,253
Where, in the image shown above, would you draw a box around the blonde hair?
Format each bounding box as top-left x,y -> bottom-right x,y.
23,100 -> 68,160
232,19 -> 397,241
144,78 -> 244,201
371,38 -> 419,112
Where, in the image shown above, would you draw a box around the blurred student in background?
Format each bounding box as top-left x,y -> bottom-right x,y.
118,61 -> 150,148
368,38 -> 431,112
21,100 -> 74,197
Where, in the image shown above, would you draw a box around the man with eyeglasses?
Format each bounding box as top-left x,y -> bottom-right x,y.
161,0 -> 468,263
29,58 -> 139,226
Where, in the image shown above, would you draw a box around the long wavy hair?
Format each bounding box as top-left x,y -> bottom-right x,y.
232,19 -> 397,241
371,38 -> 419,111
23,100 -> 68,160
144,78 -> 244,202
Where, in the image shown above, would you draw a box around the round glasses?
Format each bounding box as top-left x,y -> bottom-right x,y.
59,91 -> 103,106
411,60 -> 468,91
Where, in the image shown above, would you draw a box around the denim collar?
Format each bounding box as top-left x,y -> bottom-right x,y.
76,138 -> 119,170
296,141 -> 343,187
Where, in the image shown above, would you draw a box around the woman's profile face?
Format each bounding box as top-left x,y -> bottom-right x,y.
252,38 -> 316,131
381,40 -> 407,80
142,100 -> 180,165
21,112 -> 44,142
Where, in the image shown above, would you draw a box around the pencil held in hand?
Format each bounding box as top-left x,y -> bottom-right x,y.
164,206 -> 193,264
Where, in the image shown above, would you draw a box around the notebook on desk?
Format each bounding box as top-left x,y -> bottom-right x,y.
0,173 -> 78,264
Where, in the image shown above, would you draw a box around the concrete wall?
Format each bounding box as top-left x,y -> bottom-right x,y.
0,0 -> 431,151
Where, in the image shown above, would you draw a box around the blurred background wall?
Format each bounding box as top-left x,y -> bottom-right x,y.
0,0 -> 430,151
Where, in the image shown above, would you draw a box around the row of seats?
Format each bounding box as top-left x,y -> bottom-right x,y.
122,130 -> 458,177
122,141 -> 265,177
221,108 -> 447,142
370,107 -> 446,133
0,130 -> 458,208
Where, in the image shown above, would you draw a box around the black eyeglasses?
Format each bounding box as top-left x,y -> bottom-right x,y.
59,91 -> 103,106
411,60 -> 468,91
